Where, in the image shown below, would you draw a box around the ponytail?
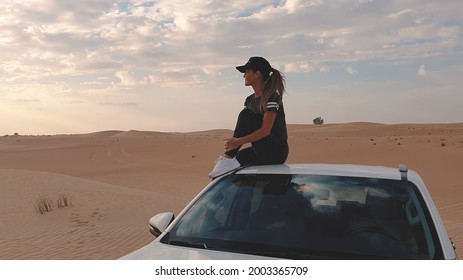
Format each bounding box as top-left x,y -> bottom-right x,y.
261,68 -> 286,112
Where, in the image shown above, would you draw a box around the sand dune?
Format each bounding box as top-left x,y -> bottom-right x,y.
1,123 -> 462,259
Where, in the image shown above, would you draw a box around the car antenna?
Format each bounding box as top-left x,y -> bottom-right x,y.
399,164 -> 408,180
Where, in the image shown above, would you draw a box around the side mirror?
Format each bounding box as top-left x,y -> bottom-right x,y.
149,212 -> 174,237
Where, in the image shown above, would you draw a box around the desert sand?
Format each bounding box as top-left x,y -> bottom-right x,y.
0,123 -> 462,259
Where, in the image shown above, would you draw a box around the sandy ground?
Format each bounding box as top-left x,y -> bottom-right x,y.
0,123 -> 462,259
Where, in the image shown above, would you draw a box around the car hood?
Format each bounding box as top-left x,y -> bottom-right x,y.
119,240 -> 276,260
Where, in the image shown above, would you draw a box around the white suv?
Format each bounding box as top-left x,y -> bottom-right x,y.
121,164 -> 458,259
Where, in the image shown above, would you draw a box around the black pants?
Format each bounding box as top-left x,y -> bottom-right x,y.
225,109 -> 289,166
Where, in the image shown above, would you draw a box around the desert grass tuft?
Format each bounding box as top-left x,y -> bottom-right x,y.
34,193 -> 73,214
34,197 -> 55,214
57,193 -> 72,208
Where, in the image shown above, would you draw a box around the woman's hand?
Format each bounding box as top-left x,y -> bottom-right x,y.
223,111 -> 277,152
224,137 -> 241,152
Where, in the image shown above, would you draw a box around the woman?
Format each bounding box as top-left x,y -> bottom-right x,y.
208,56 -> 289,178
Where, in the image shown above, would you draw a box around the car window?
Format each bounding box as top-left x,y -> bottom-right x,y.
163,174 -> 443,259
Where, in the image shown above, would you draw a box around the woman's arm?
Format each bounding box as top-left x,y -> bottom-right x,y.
224,110 -> 276,152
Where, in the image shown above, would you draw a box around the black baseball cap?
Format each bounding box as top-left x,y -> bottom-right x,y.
236,57 -> 272,74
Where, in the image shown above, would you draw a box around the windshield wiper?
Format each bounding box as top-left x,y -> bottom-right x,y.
169,240 -> 208,249
237,249 -> 331,260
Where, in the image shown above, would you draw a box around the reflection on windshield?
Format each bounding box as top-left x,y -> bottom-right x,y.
163,174 -> 442,259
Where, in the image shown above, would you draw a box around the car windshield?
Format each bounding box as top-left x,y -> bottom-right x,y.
162,173 -> 443,259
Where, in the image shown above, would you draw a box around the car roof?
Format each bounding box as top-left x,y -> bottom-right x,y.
235,163 -> 420,182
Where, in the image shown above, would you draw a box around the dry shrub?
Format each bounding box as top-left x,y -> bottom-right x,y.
34,197 -> 55,214
57,193 -> 72,208
34,193 -> 72,214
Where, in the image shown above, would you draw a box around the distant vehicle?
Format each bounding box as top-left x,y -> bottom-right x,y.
313,117 -> 324,125
120,164 -> 458,260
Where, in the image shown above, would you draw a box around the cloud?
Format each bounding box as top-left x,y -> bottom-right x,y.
2,0 -> 460,83
346,66 -> 357,74
418,65 -> 426,76
100,102 -> 140,108
15,99 -> 41,104
1,0 -> 462,133
115,71 -> 138,86
284,63 -> 315,73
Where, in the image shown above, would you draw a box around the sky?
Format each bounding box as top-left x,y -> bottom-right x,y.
1,0 -> 462,135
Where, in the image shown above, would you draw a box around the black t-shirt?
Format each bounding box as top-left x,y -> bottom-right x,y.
244,93 -> 288,142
